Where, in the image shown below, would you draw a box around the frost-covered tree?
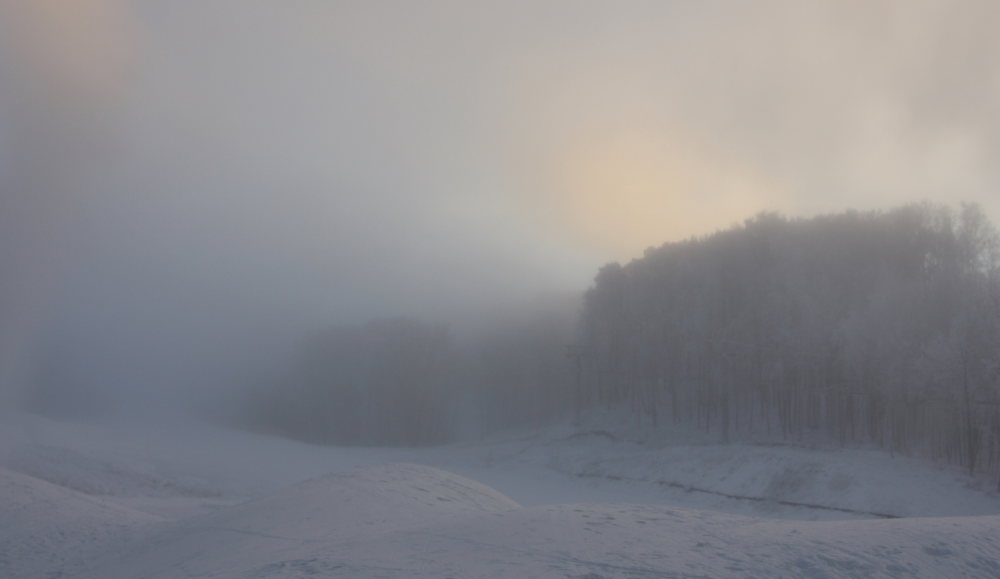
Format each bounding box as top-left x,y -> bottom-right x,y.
577,203 -> 1000,477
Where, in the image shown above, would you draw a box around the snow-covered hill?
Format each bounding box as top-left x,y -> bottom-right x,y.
75,464 -> 1000,579
3,414 -> 1000,578
0,467 -> 160,578
75,464 -> 522,579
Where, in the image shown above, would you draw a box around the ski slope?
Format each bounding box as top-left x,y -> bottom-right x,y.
2,413 -> 999,578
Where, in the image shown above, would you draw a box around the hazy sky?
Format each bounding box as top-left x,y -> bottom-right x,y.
2,0 -> 999,411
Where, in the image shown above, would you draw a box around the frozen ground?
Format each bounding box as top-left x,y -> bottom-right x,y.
2,412 -> 999,578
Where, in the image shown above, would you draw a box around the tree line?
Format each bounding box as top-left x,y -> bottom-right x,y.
252,202 -> 1000,483
576,203 -> 1000,478
252,300 -> 576,445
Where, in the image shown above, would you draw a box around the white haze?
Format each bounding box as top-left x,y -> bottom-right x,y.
1,0 -> 999,417
4,4 -> 1000,578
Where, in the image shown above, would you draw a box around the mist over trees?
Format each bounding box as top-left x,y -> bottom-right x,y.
577,203 -> 1000,477
458,300 -> 577,435
255,318 -> 457,445
254,203 -> 1000,481
254,299 -> 578,445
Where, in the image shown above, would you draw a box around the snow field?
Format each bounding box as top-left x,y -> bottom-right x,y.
3,414 -> 1000,578
74,464 -> 1000,578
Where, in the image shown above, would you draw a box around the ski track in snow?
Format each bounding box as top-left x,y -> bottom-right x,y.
2,414 -> 1000,578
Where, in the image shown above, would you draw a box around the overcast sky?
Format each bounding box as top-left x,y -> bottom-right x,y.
2,0 -> 999,411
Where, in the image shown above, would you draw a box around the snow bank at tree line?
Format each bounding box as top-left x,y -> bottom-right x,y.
437,409 -> 1000,520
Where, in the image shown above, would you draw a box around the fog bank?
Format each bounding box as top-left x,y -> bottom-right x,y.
2,1 -> 998,418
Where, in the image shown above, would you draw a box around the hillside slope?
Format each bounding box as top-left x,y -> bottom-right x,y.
75,463 -> 1000,579
3,414 -> 1000,578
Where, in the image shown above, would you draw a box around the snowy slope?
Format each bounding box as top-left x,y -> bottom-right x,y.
0,467 -> 160,578
75,464 -> 521,579
3,414 -> 1000,578
74,463 -> 1000,579
7,412 -> 996,520
434,423 -> 1000,520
